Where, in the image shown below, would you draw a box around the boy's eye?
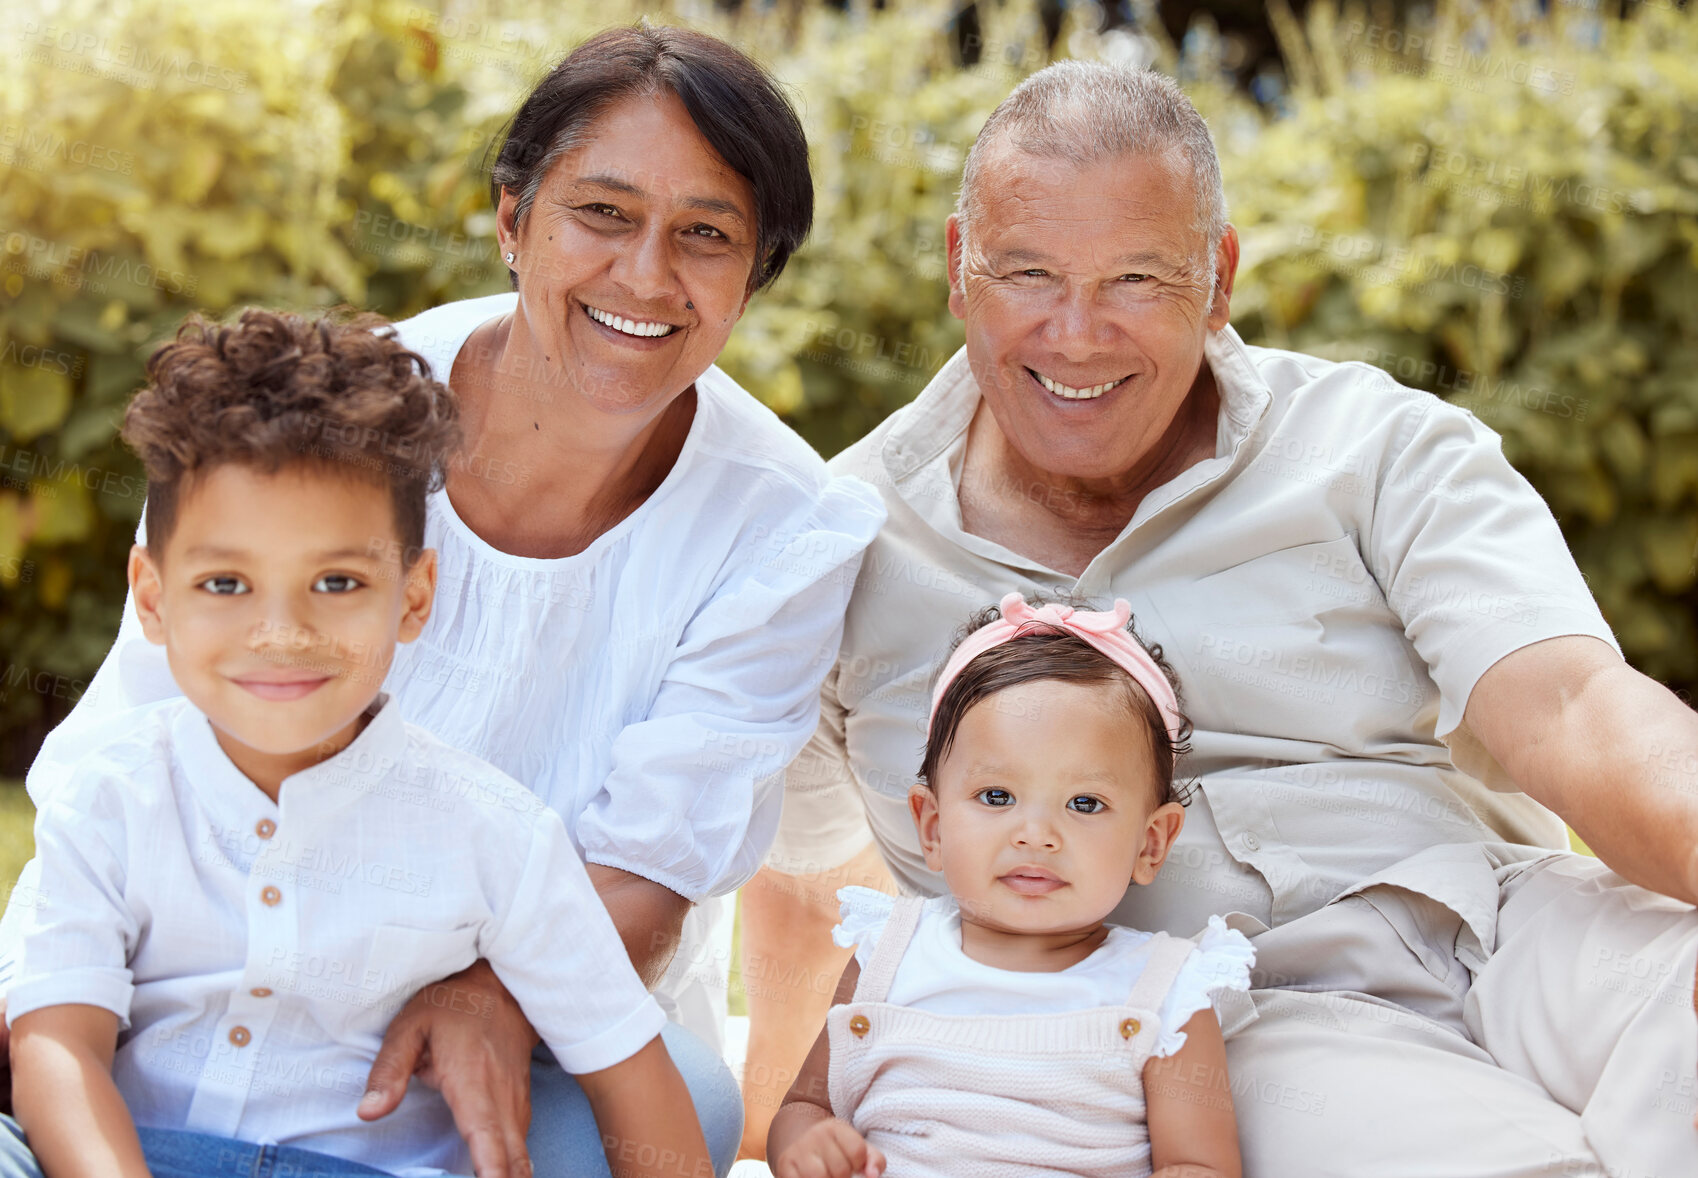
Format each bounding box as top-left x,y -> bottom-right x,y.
197,575 -> 249,596
312,573 -> 362,594
975,788 -> 1014,807
1068,795 -> 1104,814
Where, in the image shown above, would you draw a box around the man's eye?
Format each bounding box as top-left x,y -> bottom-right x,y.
313,573 -> 362,593
1018,269 -> 1049,278
976,788 -> 1014,807
584,203 -> 622,218
196,575 -> 249,596
1068,795 -> 1104,814
687,224 -> 725,239
1120,273 -> 1151,283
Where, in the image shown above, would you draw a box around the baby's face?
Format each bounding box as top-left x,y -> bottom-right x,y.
131,462 -> 434,774
914,679 -> 1183,939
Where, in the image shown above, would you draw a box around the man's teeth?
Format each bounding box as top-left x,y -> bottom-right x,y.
1034,371 -> 1126,400
586,305 -> 677,338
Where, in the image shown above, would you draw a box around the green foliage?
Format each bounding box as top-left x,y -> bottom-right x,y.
1,0 -> 1694,769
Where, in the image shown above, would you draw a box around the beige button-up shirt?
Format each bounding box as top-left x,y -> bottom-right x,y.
775,326 -> 1618,936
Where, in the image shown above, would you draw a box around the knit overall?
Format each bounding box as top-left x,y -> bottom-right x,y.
827,896 -> 1198,1177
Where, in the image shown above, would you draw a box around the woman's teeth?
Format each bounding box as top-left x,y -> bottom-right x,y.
1034,370 -> 1127,399
586,305 -> 678,338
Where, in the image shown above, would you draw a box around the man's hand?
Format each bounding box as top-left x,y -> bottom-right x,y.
359,959 -> 540,1178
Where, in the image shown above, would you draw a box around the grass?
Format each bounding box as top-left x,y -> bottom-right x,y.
0,780 -> 35,904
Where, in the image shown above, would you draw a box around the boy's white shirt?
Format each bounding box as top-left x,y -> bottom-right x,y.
7,693 -> 664,1178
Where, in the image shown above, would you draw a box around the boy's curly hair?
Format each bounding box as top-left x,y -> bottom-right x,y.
122,308 -> 461,564
920,594 -> 1196,807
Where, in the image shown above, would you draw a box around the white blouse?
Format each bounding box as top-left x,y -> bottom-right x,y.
9,695 -> 663,1177
16,292 -> 886,905
833,886 -> 1254,1057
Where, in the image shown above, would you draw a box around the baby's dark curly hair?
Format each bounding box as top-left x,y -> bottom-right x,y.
122,308 -> 461,565
920,594 -> 1195,807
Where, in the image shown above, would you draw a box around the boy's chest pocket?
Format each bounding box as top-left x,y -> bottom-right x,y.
365,924 -> 482,1001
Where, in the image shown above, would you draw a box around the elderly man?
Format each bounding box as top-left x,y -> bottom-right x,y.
741,61 -> 1698,1174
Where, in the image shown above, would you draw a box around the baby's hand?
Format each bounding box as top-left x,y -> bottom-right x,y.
772,1116 -> 885,1178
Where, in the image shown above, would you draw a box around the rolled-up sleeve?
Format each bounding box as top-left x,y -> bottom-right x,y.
1366,398 -> 1619,739
7,774 -> 138,1027
577,476 -> 887,900
485,804 -> 667,1074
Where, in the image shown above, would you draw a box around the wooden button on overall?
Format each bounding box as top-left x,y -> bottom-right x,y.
849,1014 -> 870,1037
1120,1018 -> 1141,1039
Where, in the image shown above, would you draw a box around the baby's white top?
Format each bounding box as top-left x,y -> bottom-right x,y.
834,886 -> 1254,1057
8,694 -> 662,1177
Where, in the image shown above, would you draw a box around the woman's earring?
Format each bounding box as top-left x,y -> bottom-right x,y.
505,252 -> 515,265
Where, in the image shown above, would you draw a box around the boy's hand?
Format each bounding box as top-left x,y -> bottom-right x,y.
359,959 -> 540,1178
772,1117 -> 885,1178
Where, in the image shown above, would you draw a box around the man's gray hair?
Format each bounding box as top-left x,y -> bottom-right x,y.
956,61 -> 1228,258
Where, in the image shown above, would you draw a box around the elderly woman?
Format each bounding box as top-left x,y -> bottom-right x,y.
745,61 -> 1698,1176
1,25 -> 884,1178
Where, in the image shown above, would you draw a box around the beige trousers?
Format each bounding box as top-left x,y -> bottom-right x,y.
1226,847 -> 1697,1177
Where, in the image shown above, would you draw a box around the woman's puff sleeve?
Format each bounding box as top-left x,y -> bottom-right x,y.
575,474 -> 885,901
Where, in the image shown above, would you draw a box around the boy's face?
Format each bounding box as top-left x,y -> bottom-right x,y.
131,463 -> 435,778
910,678 -> 1185,939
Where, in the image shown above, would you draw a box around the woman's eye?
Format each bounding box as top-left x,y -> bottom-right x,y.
196,575 -> 249,596
1120,273 -> 1151,283
312,573 -> 362,593
976,788 -> 1014,807
1019,269 -> 1049,278
687,224 -> 725,240
583,203 -> 622,218
1068,795 -> 1104,814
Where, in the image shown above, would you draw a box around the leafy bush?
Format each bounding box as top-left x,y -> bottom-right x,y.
1,0 -> 1694,769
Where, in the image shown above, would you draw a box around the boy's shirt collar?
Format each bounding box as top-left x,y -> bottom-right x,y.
170,693 -> 408,825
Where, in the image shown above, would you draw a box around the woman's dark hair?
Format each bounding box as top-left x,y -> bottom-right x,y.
919,596 -> 1195,807
122,308 -> 460,566
489,24 -> 812,292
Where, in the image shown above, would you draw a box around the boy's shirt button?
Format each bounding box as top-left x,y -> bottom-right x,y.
260,886 -> 282,907
255,819 -> 276,839
228,1026 -> 252,1047
249,987 -> 274,998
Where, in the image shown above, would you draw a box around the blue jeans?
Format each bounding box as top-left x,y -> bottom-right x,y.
0,1023 -> 741,1177
0,1116 -> 398,1177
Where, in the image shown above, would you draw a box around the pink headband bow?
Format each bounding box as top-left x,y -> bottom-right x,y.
929,592 -> 1186,757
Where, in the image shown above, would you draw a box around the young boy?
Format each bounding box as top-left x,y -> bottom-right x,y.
4,309 -> 710,1178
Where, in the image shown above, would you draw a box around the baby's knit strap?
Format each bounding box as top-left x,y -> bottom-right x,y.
851,895 -> 925,1004
1123,931 -> 1195,1016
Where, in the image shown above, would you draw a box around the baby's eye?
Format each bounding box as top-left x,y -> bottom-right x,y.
312,573 -> 363,593
197,575 -> 249,596
1067,795 -> 1104,814
975,788 -> 1014,808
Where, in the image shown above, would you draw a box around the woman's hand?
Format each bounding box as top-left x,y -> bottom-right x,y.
359,959 -> 541,1178
771,1116 -> 885,1178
